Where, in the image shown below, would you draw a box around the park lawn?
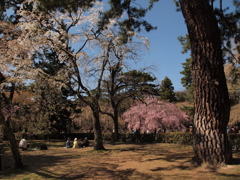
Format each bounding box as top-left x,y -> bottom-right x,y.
0,141 -> 240,180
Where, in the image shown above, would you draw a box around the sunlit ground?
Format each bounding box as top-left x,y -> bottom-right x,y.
1,141 -> 240,180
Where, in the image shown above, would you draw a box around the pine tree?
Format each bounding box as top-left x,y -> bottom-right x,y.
159,77 -> 176,102
180,0 -> 231,165
180,58 -> 194,102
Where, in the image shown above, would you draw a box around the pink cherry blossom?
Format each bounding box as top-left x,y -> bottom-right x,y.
123,97 -> 190,132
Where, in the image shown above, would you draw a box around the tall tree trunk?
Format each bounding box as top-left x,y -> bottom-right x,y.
0,75 -> 24,168
1,117 -> 24,169
179,0 -> 232,165
91,107 -> 105,150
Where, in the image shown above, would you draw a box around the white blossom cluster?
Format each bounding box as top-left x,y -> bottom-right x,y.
1,0 -> 149,93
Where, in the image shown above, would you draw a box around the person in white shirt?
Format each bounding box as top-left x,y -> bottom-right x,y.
72,138 -> 79,148
19,138 -> 29,151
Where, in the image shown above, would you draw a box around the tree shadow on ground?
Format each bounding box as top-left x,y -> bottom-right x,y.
1,153 -> 70,172
14,156 -> 152,179
1,142 -> 240,179
217,173 -> 240,179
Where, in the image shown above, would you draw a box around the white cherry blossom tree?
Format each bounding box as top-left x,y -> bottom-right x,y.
11,0 -> 149,150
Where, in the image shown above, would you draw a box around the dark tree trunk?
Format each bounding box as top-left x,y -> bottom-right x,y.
179,0 -> 232,165
0,76 -> 24,169
2,118 -> 24,169
91,106 -> 105,150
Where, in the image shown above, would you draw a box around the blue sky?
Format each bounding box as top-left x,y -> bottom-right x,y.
133,0 -> 235,91
137,0 -> 190,92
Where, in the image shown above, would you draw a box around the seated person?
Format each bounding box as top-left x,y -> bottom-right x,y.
19,138 -> 29,151
65,137 -> 71,148
72,138 -> 79,148
79,137 -> 89,148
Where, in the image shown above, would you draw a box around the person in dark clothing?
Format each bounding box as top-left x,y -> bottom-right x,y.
79,137 -> 89,148
65,137 -> 71,148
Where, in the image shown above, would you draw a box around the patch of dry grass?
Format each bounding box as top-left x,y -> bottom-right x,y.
1,141 -> 240,180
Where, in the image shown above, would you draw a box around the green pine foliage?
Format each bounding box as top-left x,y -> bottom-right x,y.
180,58 -> 194,102
159,76 -> 176,102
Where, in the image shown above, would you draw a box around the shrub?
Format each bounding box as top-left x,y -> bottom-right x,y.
155,132 -> 193,145
155,133 -> 240,148
101,132 -> 240,149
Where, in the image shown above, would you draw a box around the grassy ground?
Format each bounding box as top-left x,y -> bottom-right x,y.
0,140 -> 240,180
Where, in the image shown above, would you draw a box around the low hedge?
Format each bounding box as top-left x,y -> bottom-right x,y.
156,133 -> 240,148
102,132 -> 240,149
155,132 -> 193,145
102,132 -> 155,143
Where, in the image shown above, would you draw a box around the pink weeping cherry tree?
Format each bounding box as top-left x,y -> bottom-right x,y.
123,97 -> 190,133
